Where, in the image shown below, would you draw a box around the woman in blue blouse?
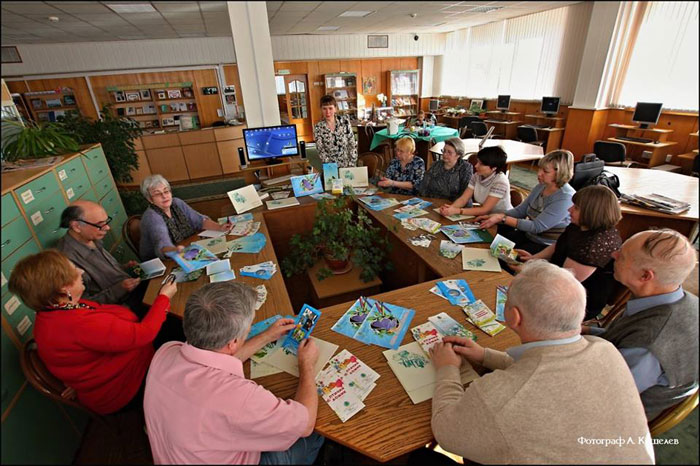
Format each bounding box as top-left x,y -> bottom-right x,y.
378,137 -> 425,195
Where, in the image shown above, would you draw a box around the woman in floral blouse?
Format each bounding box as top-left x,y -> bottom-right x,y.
313,95 -> 357,168
378,137 -> 425,195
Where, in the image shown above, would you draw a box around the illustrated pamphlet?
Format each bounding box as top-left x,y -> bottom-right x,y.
227,185 -> 262,214
330,296 -> 371,339
240,261 -> 277,280
383,342 -> 437,404
270,190 -> 291,200
462,247 -> 502,272
429,312 -> 477,340
209,270 -> 236,283
291,173 -> 323,197
281,304 -> 322,355
260,336 -> 338,378
224,232 -> 267,255
315,363 -> 366,422
266,197 -> 300,210
392,205 -> 429,220
462,300 -> 506,336
322,163 -> 339,191
435,279 -> 476,307
205,259 -> 231,276
127,258 -> 166,280
247,314 -> 294,379
433,208 -> 475,222
198,229 -> 226,238
439,240 -> 462,259
357,196 -> 400,211
406,217 -> 442,234
331,178 -> 344,194
496,285 -> 508,321
218,213 -> 253,225
490,234 -> 521,264
254,284 -> 267,310
326,349 -> 380,398
192,236 -> 229,255
165,244 -> 218,273
401,197 -> 433,210
230,220 -> 261,236
332,296 -> 415,350
410,321 -> 443,354
338,167 -> 369,187
168,266 -> 204,283
440,224 -> 493,244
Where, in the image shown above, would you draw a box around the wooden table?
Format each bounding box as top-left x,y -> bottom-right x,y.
607,124 -> 677,168
307,258 -> 382,308
143,212 -> 293,319
253,271 -> 519,463
429,138 -> 544,167
482,119 -> 521,140
607,166 -> 699,240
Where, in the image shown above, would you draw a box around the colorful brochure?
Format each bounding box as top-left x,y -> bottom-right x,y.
315,364 -> 366,422
209,270 -> 236,283
218,213 -> 253,225
432,208 -> 475,222
254,284 -> 267,311
406,217 -> 442,234
291,173 -> 323,197
248,314 -> 295,379
168,266 -> 204,283
357,196 -> 400,211
165,244 -> 218,273
496,285 -> 508,321
339,166 -> 369,187
192,236 -> 229,255
230,221 -> 261,236
266,197 -> 300,210
439,240 -> 463,259
401,197 -> 433,210
270,190 -> 291,200
383,342 -> 437,404
281,304 -> 322,355
127,258 -> 166,280
330,296 -> 372,339
206,259 -> 231,275
224,232 -> 267,255
435,279 -> 476,307
392,205 -> 429,220
261,336 -> 338,378
227,185 -> 262,214
322,163 -> 339,191
462,300 -> 506,336
239,261 -> 277,280
462,247 -> 502,272
352,299 -> 415,350
410,321 -> 443,354
440,224 -> 494,244
326,349 -> 380,396
490,234 -> 521,264
429,312 -> 477,340
331,178 -> 344,194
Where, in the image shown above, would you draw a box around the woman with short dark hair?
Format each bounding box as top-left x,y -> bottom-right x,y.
440,145 -> 513,217
417,137 -> 473,201
313,94 -> 357,168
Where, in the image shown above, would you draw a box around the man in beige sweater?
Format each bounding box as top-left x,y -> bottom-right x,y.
430,260 -> 653,464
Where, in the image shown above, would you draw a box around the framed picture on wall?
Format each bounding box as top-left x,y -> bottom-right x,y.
202,86 -> 218,95
183,88 -> 194,98
140,89 -> 151,100
31,99 -> 43,109
63,95 -> 76,105
136,107 -> 143,115
167,89 -> 182,99
114,91 -> 125,102
367,34 -> 388,48
46,99 -> 62,108
126,107 -> 135,116
126,91 -> 140,101
156,91 -> 166,100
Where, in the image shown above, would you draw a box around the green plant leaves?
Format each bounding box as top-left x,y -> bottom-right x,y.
1,119 -> 79,162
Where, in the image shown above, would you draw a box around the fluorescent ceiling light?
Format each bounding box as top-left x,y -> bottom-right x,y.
339,10 -> 373,17
106,4 -> 157,13
317,26 -> 340,31
468,6 -> 503,13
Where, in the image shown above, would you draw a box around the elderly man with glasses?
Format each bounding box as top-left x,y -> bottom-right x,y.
57,200 -> 142,306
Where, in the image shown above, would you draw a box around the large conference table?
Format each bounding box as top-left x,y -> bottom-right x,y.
429,137 -> 544,166
143,192 -> 519,463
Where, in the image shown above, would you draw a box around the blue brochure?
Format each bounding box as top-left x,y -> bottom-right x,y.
440,225 -> 494,244
331,296 -> 373,339
218,213 -> 253,225
322,163 -> 339,191
248,314 -> 295,339
291,173 -> 323,198
226,232 -> 267,254
165,244 -> 218,273
401,197 -> 433,210
357,195 -> 400,211
352,298 -> 415,350
495,285 -> 508,321
281,304 -> 322,355
436,279 -> 476,307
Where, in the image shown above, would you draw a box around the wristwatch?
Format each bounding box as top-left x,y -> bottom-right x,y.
500,215 -> 507,224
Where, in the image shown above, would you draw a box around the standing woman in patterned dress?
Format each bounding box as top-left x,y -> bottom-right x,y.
313,95 -> 358,168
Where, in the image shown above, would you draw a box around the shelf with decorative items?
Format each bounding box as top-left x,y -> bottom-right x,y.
387,70 -> 420,118
24,88 -> 80,123
324,73 -> 358,118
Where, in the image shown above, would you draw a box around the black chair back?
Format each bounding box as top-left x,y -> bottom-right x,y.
470,121 -> 488,137
593,141 -> 626,164
458,116 -> 471,129
517,126 -> 538,144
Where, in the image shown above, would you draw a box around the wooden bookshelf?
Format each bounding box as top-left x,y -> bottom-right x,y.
324,73 -> 357,119
388,70 -> 419,118
24,88 -> 80,123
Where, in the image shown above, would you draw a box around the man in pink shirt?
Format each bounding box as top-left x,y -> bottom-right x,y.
143,282 -> 324,464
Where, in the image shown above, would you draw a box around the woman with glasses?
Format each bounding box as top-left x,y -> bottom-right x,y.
8,249 -> 178,415
139,174 -> 232,260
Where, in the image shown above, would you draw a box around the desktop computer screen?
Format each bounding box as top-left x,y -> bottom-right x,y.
496,95 -> 511,111
429,99 -> 440,112
541,97 -> 560,115
632,102 -> 663,129
243,124 -> 299,162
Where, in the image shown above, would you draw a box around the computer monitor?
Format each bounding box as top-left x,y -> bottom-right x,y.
632,102 -> 663,129
429,99 -> 440,112
541,97 -> 560,116
496,95 -> 511,112
243,124 -> 299,164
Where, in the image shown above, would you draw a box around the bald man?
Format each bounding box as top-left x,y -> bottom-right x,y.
589,229 -> 698,420
57,200 -> 141,305
430,261 -> 653,464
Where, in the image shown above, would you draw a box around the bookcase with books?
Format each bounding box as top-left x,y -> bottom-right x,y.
107,82 -> 200,132
324,73 -> 357,119
387,70 -> 419,118
24,88 -> 80,123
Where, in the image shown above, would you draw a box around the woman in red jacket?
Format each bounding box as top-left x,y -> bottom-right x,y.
9,249 -> 177,415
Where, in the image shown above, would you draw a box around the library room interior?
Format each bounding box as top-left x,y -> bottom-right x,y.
2,1 -> 699,465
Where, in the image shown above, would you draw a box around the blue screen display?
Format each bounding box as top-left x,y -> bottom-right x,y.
243,125 -> 299,161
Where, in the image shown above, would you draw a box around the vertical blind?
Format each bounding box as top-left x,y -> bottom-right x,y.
438,3 -> 591,103
614,1 -> 699,111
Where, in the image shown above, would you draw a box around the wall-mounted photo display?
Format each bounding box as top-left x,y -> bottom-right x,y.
126,91 -> 140,101
136,107 -> 143,115
63,95 -> 76,106
167,89 -> 182,99
182,88 -> 194,98
225,95 -> 236,104
140,89 -> 151,100
114,91 -> 126,102
187,102 -> 197,111
157,90 -> 167,100
224,85 -> 236,94
46,99 -> 62,108
116,108 -> 125,116
144,104 -> 156,114
31,99 -> 43,109
202,86 -> 218,95
126,107 -> 135,116
162,117 -> 175,126
160,104 -> 169,113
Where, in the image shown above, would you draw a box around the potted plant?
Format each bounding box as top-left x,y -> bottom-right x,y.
1,119 -> 79,163
282,196 -> 392,282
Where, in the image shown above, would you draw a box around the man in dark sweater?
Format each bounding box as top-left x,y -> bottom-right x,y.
589,229 -> 698,420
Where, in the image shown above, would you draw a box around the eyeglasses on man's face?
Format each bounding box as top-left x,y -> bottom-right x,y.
79,216 -> 113,231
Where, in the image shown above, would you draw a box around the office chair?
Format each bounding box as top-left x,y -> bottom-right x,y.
517,126 -> 544,146
122,215 -> 142,260
458,116 -> 482,138
593,141 -> 632,167
470,121 -> 488,138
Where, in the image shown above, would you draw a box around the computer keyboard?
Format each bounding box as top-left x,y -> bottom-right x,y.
616,136 -> 653,143
262,174 -> 293,186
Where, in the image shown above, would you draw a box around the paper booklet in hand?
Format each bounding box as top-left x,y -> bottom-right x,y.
165,244 -> 218,273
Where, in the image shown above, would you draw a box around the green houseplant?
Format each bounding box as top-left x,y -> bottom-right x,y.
1,119 -> 79,162
282,196 -> 392,282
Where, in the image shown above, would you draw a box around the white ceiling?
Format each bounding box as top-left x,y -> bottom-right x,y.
1,1 -> 581,44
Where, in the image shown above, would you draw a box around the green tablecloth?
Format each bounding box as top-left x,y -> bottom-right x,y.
369,125 -> 459,150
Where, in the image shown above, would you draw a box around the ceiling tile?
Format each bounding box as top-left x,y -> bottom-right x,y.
2,2 -> 65,15
198,1 -> 227,11
153,2 -> 200,13
49,2 -> 113,14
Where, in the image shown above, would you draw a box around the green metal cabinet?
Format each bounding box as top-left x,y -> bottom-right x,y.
1,217 -> 33,262
57,157 -> 91,201
82,147 -> 110,184
2,293 -> 35,344
13,172 -> 61,212
24,193 -> 68,250
1,193 -> 21,225
1,329 -> 23,414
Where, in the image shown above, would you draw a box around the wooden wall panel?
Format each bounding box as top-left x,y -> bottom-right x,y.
128,150 -> 152,187
306,61 -> 322,125
182,142 -> 223,179
361,59 -> 383,109
6,81 -> 29,94
25,76 -> 98,120
222,64 -> 244,109
561,108 -> 595,158
190,69 -> 222,128
217,139 -> 244,174
145,146 -> 189,182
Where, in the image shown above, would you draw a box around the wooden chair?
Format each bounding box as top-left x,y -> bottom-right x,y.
122,215 -> 142,260
414,138 -> 436,169
357,152 -> 383,178
509,186 -> 529,208
582,280 -> 631,328
649,387 -> 699,437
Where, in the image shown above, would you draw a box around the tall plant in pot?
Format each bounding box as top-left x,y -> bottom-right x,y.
282,196 -> 392,282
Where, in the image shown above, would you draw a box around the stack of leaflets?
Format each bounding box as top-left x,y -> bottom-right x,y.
401,197 -> 433,210
489,234 -> 521,265
495,285 -> 508,321
165,244 -> 218,273
247,315 -> 295,379
462,300 -> 506,336
439,240 -> 463,259
240,261 -> 277,279
206,260 -> 235,283
309,192 -> 336,200
218,213 -> 254,225
432,208 -> 474,222
430,279 -> 476,307
266,197 -> 300,210
357,196 -> 400,211
254,284 -> 268,310
440,224 -> 493,244
393,204 -> 429,220
408,234 -> 434,248
406,217 -> 442,234
461,247 -> 502,272
620,193 -> 690,215
316,350 -> 380,422
167,266 -> 205,283
224,232 -> 267,256
331,296 -> 415,350
127,258 -> 166,280
270,191 -> 291,200
192,236 -> 229,255
400,219 -> 418,230
349,187 -> 377,196
230,220 -> 261,236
